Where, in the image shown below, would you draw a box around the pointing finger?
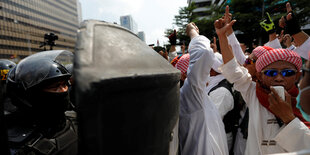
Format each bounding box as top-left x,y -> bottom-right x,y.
286,2 -> 292,13
225,5 -> 229,16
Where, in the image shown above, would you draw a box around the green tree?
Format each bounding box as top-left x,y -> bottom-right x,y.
226,0 -> 310,48
165,0 -> 310,51
164,2 -> 197,48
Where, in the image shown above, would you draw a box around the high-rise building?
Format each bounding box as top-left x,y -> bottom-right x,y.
120,15 -> 138,34
188,0 -> 225,19
0,0 -> 79,59
137,31 -> 145,42
77,1 -> 82,25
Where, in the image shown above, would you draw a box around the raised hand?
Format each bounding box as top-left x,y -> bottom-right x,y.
223,6 -> 234,36
168,30 -> 177,45
214,6 -> 236,37
279,2 -> 301,36
260,12 -> 275,34
210,36 -> 218,53
214,5 -> 236,64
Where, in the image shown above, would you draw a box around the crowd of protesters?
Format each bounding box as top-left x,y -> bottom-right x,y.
163,2 -> 310,155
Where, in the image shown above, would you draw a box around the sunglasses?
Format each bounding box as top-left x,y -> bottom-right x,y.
302,67 -> 310,77
245,58 -> 256,65
262,69 -> 297,77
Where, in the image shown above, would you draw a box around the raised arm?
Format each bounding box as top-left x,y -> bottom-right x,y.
279,2 -> 309,59
223,6 -> 247,64
215,6 -> 254,103
214,6 -> 236,64
260,12 -> 282,49
186,23 -> 215,88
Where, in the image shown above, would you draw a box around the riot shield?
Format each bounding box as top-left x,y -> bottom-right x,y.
75,20 -> 180,155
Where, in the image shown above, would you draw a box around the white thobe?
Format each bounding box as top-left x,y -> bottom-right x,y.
209,86 -> 235,150
227,33 -> 247,65
265,38 -> 282,49
220,58 -> 310,155
295,37 -> 310,60
260,36 -> 310,60
179,35 -> 228,155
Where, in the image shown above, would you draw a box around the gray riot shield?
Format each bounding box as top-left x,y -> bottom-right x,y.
75,20 -> 180,155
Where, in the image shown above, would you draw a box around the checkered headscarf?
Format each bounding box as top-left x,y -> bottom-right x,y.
252,46 -> 274,58
176,53 -> 190,74
256,48 -> 302,72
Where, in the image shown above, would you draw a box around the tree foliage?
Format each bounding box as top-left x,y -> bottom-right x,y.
165,0 -> 310,50
164,3 -> 197,47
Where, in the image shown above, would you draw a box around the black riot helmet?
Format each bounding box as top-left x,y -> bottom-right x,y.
0,59 -> 16,71
65,64 -> 73,74
0,59 -> 16,84
0,59 -> 16,100
7,50 -> 73,110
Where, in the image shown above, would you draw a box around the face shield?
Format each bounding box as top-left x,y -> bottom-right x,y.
9,50 -> 73,90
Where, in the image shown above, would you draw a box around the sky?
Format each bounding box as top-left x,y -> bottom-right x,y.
79,0 -> 188,46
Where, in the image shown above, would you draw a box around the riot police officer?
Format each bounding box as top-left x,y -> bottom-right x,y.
5,51 -> 77,155
0,59 -> 16,113
0,59 -> 16,155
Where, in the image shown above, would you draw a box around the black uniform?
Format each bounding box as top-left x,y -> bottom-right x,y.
5,51 -> 77,155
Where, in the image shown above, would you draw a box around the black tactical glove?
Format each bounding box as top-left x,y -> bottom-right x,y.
284,11 -> 301,36
168,30 -> 177,45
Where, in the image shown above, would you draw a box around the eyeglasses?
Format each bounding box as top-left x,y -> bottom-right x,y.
262,69 -> 297,77
245,58 -> 256,65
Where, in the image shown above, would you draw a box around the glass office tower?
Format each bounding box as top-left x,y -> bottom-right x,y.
0,0 -> 79,59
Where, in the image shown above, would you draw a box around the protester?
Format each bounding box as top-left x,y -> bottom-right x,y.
215,5 -> 310,154
179,22 -> 228,155
0,59 -> 16,115
279,3 -> 309,61
168,30 -> 178,62
282,34 -> 296,50
298,59 -> 310,121
175,53 -> 189,88
260,12 -> 282,49
181,43 -> 187,54
278,2 -> 310,122
207,52 -> 235,151
155,46 -> 169,60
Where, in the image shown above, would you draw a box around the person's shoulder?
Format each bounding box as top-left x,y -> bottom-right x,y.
196,35 -> 210,42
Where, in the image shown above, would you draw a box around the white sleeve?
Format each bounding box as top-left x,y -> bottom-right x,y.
187,35 -> 215,89
220,58 -> 254,104
209,87 -> 234,119
274,118 -> 310,152
295,37 -> 310,60
264,38 -> 282,49
227,33 -> 246,65
212,55 -> 223,73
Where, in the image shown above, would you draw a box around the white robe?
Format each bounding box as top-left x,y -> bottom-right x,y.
295,37 -> 310,60
179,35 -> 228,155
220,58 -> 310,155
